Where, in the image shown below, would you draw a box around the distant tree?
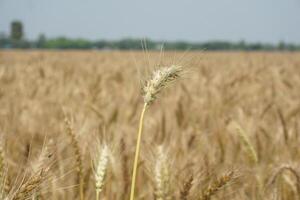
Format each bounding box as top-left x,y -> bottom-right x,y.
94,40 -> 111,49
237,40 -> 246,50
36,34 -> 47,48
0,32 -> 6,39
10,21 -> 24,41
0,32 -> 10,48
278,41 -> 286,50
43,37 -> 92,49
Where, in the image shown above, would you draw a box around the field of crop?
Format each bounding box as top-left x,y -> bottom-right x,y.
0,50 -> 300,200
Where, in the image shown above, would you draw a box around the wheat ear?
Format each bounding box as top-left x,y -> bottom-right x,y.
12,144 -> 53,200
232,122 -> 258,164
12,167 -> 50,200
30,140 -> 54,200
267,164 -> 300,195
200,171 -> 235,200
180,175 -> 193,200
65,117 -> 84,200
154,146 -> 172,200
129,65 -> 182,200
143,65 -> 183,105
95,145 -> 109,200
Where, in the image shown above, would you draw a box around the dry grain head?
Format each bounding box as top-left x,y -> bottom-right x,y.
94,144 -> 110,196
154,146 -> 172,200
143,65 -> 183,105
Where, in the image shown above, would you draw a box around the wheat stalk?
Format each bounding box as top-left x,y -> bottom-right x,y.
64,117 -> 85,200
200,171 -> 235,200
94,145 -> 109,200
32,140 -> 54,173
129,65 -> 182,200
180,175 -> 193,200
12,143 -> 54,200
12,167 -> 50,200
30,140 -> 54,200
267,164 -> 300,195
232,122 -> 258,164
154,146 -> 171,200
143,65 -> 183,105
0,140 -> 6,199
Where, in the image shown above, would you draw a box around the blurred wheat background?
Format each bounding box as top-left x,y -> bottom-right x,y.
1,51 -> 300,199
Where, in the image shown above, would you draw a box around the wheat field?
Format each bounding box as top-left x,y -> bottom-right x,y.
0,50 -> 300,200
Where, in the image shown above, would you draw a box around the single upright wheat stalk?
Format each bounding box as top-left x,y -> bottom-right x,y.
0,140 -> 6,199
0,139 -> 10,199
64,117 -> 85,200
94,145 -> 109,200
232,122 -> 258,164
154,146 -> 171,200
129,65 -> 182,200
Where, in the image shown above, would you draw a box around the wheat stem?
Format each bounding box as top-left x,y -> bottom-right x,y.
0,141 -> 5,199
129,65 -> 182,200
64,117 -> 84,200
129,103 -> 148,200
96,191 -> 100,200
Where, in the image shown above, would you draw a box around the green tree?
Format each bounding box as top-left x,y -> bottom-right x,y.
36,34 -> 46,48
10,21 -> 24,41
278,41 -> 286,50
0,32 -> 10,48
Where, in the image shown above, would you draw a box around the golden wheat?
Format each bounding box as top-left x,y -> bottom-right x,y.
94,144 -> 109,200
0,51 -> 299,200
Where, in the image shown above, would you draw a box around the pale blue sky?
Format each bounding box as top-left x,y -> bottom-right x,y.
0,0 -> 300,43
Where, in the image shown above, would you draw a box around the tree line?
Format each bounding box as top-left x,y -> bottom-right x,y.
1,21 -> 299,51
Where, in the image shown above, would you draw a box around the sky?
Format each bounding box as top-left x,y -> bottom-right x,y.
0,0 -> 300,44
